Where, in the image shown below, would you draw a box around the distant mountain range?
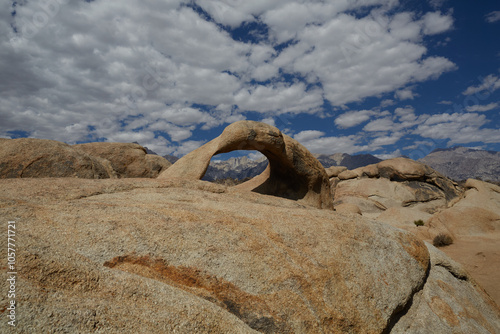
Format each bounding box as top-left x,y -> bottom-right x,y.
201,156 -> 268,181
143,143 -> 499,183
200,153 -> 382,181
419,146 -> 500,182
314,153 -> 382,170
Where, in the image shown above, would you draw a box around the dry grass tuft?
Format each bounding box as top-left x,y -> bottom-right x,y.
433,233 -> 454,247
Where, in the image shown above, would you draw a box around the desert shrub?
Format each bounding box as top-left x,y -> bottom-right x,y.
433,233 -> 453,247
414,219 -> 425,227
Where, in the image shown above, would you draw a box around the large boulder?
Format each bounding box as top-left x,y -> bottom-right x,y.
333,158 -> 463,216
1,177 -> 498,333
0,138 -> 113,179
74,142 -> 171,178
159,121 -> 332,209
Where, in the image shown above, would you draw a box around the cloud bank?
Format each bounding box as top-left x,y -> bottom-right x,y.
0,0 -> 466,155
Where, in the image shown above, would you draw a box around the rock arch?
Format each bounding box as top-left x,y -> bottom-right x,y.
158,121 -> 333,209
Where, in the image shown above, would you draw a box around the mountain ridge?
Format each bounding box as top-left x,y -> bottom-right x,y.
419,146 -> 500,182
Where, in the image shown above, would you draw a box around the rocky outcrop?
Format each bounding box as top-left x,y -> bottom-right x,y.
331,158 -> 500,307
332,157 -> 463,217
391,243 -> 500,333
325,166 -> 347,178
159,121 -> 333,209
427,179 -> 500,237
0,138 -> 114,179
0,139 -> 171,179
1,177 -> 498,333
75,142 -> 171,178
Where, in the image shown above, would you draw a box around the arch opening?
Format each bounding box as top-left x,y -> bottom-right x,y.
202,151 -> 268,186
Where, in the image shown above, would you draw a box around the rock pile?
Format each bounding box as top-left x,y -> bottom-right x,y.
330,158 -> 500,306
332,157 -> 463,219
75,142 -> 171,178
0,138 -> 113,179
0,139 -> 171,179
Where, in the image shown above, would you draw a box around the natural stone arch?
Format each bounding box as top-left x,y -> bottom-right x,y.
158,121 -> 333,209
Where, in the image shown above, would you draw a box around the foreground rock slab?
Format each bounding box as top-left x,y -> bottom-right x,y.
1,178 -> 499,333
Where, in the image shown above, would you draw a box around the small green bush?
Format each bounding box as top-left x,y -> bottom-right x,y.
433,233 -> 453,247
414,219 -> 425,227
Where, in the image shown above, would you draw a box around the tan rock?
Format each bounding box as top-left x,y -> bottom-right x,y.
145,154 -> 173,177
334,177 -> 448,214
378,157 -> 462,201
75,142 -> 171,178
335,202 -> 362,215
159,121 -> 332,209
338,169 -> 359,180
391,243 -> 500,333
334,158 -> 463,216
325,165 -> 347,178
427,179 -> 500,237
376,207 -> 433,230
0,138 -> 113,179
354,163 -> 379,178
1,177 -> 498,333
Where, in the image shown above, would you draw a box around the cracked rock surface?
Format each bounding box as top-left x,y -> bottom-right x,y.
1,178 -> 498,333
333,157 -> 463,217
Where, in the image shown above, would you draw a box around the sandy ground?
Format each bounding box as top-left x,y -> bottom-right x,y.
439,235 -> 500,307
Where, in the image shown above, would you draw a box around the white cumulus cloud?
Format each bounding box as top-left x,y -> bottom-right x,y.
465,103 -> 499,112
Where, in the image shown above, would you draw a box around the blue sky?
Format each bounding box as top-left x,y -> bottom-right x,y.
1,0 -> 499,160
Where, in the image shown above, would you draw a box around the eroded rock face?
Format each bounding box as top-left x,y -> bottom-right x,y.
333,157 -> 463,217
427,179 -> 500,237
159,121 -> 333,209
2,178 -> 498,333
75,142 -> 171,178
0,138 -> 113,179
391,243 -> 500,333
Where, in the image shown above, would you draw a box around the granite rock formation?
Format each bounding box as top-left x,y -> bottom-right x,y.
331,158 -> 500,307
0,138 -> 114,179
0,138 -> 171,179
75,142 -> 171,178
1,177 -> 499,333
332,157 -> 463,216
159,121 -> 333,209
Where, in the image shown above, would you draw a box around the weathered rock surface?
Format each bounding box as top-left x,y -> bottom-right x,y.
0,138 -> 114,179
1,177 -> 498,333
420,179 -> 500,305
159,121 -> 332,209
392,243 -> 500,333
427,179 -> 500,237
333,158 -> 463,216
75,142 -> 171,178
325,166 -> 347,178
